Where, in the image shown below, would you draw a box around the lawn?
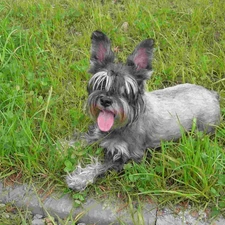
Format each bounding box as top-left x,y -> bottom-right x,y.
0,0 -> 225,219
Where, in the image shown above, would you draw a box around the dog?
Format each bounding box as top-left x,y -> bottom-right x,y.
66,31 -> 220,191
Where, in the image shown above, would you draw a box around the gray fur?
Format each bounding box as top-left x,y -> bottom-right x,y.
66,31 -> 220,191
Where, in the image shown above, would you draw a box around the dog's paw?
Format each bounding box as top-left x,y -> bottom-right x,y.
66,167 -> 91,191
66,159 -> 102,191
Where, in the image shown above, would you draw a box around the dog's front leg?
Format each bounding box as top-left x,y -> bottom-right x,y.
66,125 -> 104,191
66,138 -> 130,191
66,155 -> 127,191
101,149 -> 129,173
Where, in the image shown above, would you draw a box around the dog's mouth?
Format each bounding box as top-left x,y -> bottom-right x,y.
97,110 -> 115,132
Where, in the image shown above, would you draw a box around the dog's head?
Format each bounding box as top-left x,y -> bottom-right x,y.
87,31 -> 154,132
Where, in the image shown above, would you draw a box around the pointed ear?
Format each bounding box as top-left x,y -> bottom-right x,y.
89,31 -> 115,74
126,39 -> 154,80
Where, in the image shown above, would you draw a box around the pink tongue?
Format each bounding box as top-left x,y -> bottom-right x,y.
97,110 -> 114,132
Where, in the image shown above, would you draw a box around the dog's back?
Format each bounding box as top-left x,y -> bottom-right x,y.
142,83 -> 220,147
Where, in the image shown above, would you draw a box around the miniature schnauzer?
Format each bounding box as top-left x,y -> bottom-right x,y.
66,31 -> 220,191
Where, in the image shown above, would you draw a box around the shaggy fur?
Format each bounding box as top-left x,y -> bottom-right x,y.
66,31 -> 220,191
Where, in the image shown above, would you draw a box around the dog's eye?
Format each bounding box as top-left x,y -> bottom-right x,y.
120,86 -> 135,101
91,80 -> 106,91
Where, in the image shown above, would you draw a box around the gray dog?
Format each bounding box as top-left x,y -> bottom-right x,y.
66,31 -> 220,191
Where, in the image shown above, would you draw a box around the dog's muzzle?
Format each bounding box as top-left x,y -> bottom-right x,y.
100,96 -> 112,107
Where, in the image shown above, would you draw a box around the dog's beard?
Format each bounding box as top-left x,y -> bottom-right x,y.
87,93 -> 135,132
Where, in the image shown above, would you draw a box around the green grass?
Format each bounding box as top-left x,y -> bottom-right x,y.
0,0 -> 225,221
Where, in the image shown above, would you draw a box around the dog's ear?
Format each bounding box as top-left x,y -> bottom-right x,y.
126,39 -> 154,81
89,31 -> 115,74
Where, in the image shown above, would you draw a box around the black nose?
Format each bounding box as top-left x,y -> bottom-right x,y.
100,96 -> 112,107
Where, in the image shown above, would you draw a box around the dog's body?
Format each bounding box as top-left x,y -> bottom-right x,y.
66,31 -> 220,191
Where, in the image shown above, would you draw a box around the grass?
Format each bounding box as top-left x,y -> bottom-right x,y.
0,0 -> 225,222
